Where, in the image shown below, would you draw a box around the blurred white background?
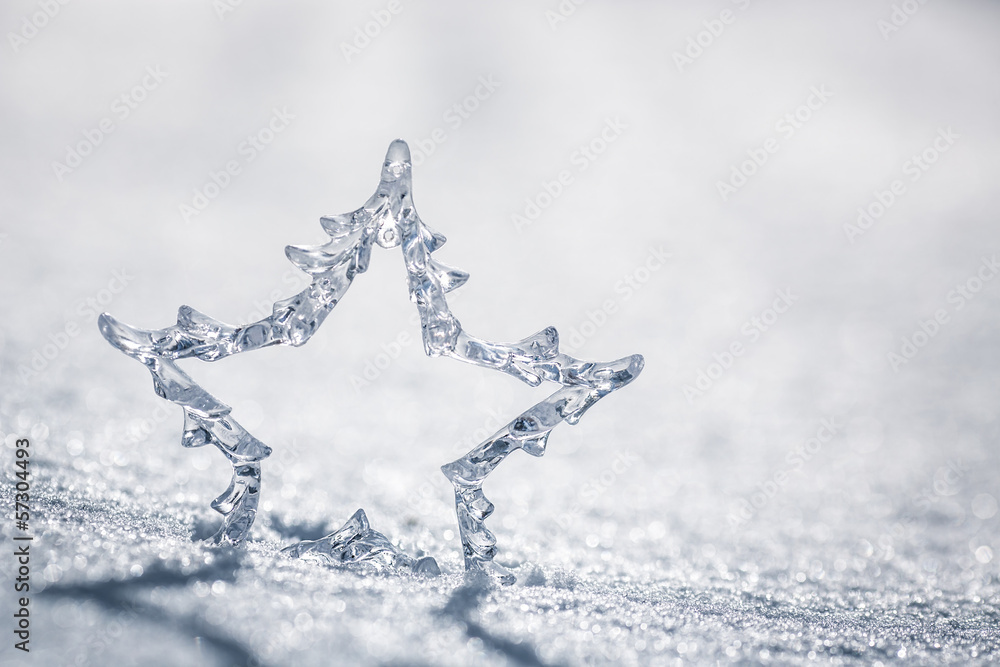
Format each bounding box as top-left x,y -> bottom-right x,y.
1,1 -> 999,665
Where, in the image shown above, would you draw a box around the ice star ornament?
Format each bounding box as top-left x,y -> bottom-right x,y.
99,140 -> 644,583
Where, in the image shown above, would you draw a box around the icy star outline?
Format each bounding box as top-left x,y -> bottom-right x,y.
98,140 -> 643,582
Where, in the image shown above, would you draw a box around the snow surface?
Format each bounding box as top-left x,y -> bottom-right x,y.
2,1 -> 1000,665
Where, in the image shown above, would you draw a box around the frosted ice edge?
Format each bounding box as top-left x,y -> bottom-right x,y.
98,139 -> 643,578
280,509 -> 440,576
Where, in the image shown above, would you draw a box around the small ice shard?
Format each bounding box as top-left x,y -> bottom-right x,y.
98,140 -> 644,575
281,509 -> 439,576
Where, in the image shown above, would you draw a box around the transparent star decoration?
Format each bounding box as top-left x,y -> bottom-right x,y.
98,140 -> 644,585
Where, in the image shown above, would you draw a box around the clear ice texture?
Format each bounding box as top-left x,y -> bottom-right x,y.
280,509 -> 440,576
99,140 -> 643,581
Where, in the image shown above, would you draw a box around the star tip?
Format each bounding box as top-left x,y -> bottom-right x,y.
386,139 -> 411,163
